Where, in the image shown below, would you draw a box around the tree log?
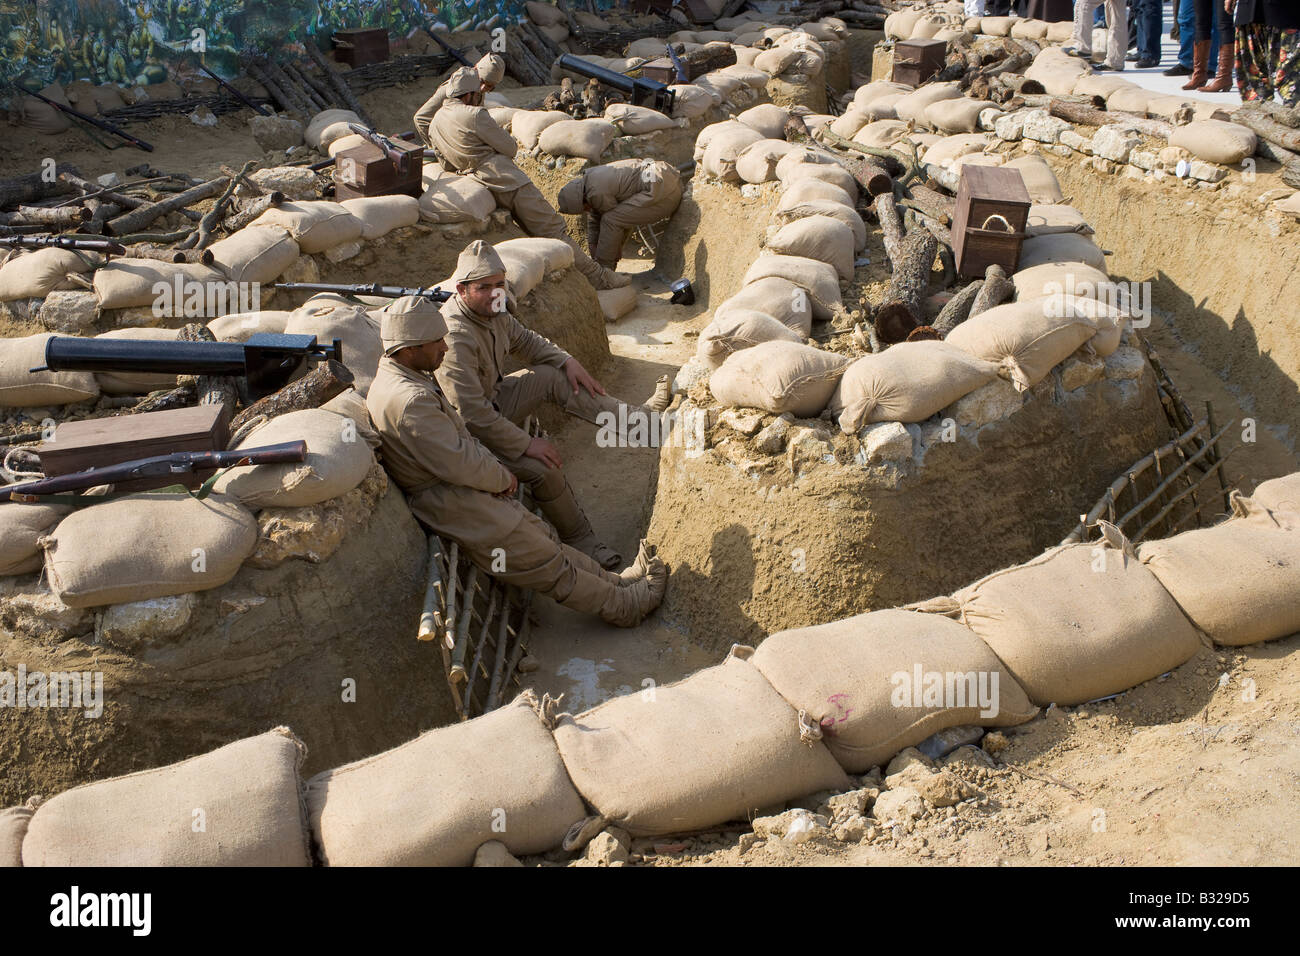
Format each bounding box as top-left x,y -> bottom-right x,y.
221,191 -> 285,232
1236,102 -> 1300,155
902,183 -> 955,225
968,263 -> 1014,318
129,382 -> 197,414
178,162 -> 252,250
875,229 -> 937,344
1282,160 -> 1300,190
178,323 -> 240,424
874,190 -> 905,273
0,165 -> 80,209
295,63 -> 342,113
789,120 -> 894,195
933,279 -> 983,336
245,60 -> 300,115
0,205 -> 90,227
105,177 -> 228,236
1047,99 -> 1176,138
304,41 -> 375,127
227,359 -> 355,445
286,62 -> 331,113
671,43 -> 738,80
131,244 -> 215,265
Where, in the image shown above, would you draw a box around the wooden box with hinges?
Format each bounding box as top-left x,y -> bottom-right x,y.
332,28 -> 390,67
952,165 -> 1031,278
891,38 -> 948,87
333,139 -> 424,200
37,405 -> 230,493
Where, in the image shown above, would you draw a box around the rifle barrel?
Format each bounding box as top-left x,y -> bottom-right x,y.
199,63 -> 271,116
21,88 -> 155,152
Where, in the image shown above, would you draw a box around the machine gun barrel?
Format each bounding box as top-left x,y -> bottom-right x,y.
274,282 -> 452,302
555,54 -> 676,115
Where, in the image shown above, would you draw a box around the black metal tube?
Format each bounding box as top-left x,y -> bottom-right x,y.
41,337 -> 249,376
555,54 -> 675,113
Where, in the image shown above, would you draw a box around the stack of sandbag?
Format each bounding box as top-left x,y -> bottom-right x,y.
604,103 -> 682,136
698,120 -> 765,181
305,109 -> 363,152
0,247 -> 102,302
419,162 -> 497,224
538,118 -> 619,163
709,340 -> 849,417
251,201 -> 364,255
0,333 -> 100,407
20,729 -> 312,865
512,110 -> 568,149
766,215 -> 857,282
494,237 -> 575,300
1025,47 -> 1092,97
714,276 -> 815,337
285,294 -> 384,395
0,502 -> 72,576
742,254 -> 843,322
735,103 -> 793,140
734,138 -> 799,183
206,224 -> 301,285
208,309 -> 294,342
776,149 -> 859,203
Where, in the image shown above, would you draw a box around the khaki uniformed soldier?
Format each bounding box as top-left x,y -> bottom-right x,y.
413,52 -> 505,142
556,159 -> 683,271
366,295 -> 667,627
420,67 -> 629,291
435,241 -> 648,570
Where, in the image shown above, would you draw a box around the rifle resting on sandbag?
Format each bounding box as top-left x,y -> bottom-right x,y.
275,282 -> 452,302
0,235 -> 127,255
32,333 -> 344,401
555,54 -> 676,115
346,123 -> 415,176
0,440 -> 307,503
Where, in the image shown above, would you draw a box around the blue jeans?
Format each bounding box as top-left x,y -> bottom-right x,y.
1177,0 -> 1219,69
1134,0 -> 1162,61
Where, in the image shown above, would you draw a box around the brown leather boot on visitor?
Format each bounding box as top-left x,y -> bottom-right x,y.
1197,42 -> 1235,92
1183,40 -> 1210,90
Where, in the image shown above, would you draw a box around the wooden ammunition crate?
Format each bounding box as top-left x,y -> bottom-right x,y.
640,56 -> 678,85
38,405 -> 230,492
333,28 -> 390,67
952,165 -> 1031,278
892,38 -> 948,87
333,138 -> 424,200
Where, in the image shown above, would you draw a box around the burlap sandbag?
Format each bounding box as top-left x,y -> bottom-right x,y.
488,106 -> 518,130
735,139 -> 798,183
698,309 -> 804,369
1017,232 -> 1107,272
778,177 -> 855,211
525,0 -> 567,26
777,199 -> 867,252
830,341 -> 1000,432
285,296 -> 383,395
715,276 -> 814,336
320,387 -> 380,451
1003,154 -> 1064,204
0,503 -> 71,576
92,327 -> 183,394
1025,204 -> 1094,237
1046,20 -> 1075,42
884,10 -> 924,39
1012,261 -> 1113,302
980,16 -> 1017,37
0,248 -> 100,301
207,224 -> 300,284
1011,18 -> 1049,40
598,285 -> 639,322
718,64 -> 770,89
702,124 -> 765,180
1027,61 -> 1090,97
829,110 -> 872,139
862,92 -> 907,121
339,195 -> 421,240
494,245 -> 544,300
326,132 -> 367,159
1138,502 -> 1300,647
1144,94 -> 1198,122
418,163 -> 497,223
743,254 -> 842,321
669,84 -> 716,119
910,13 -> 947,39
944,296 -> 1103,390
604,102 -> 680,135
43,492 -> 257,608
305,109 -> 361,149
1250,472 -> 1300,516
0,806 -> 32,867
710,340 -> 848,416
207,309 -> 293,342
926,98 -> 999,134
754,46 -> 803,75
953,152 -> 1006,171
852,118 -> 912,149
213,408 -> 374,508
731,44 -> 762,67
495,237 -> 574,275
767,215 -> 856,281
895,82 -> 963,125
93,259 -> 226,310
776,151 -> 859,199
23,728 -> 311,866
921,133 -> 992,168
252,201 -> 364,254
753,609 -> 1038,773
512,110 -> 568,149
852,80 -> 911,111
736,103 -> 792,139
307,693 -> 585,865
933,533 -> 1202,705
695,119 -> 740,160
1169,119 -> 1258,166
553,656 -> 851,836
1073,73 -> 1132,98
539,119 -> 619,162
0,334 -> 99,408
1106,84 -> 1153,116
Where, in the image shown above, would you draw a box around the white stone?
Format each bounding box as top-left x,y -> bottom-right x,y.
249,166 -> 320,200
324,240 -> 363,263
584,829 -> 630,865
753,414 -> 793,455
950,377 -> 1023,427
473,841 -> 525,867
977,107 -> 1003,131
0,581 -> 89,640
741,183 -> 763,198
1104,345 -> 1146,381
718,408 -> 764,436
1060,354 -> 1106,391
1090,125 -> 1140,163
1130,149 -> 1158,171
673,357 -> 710,394
993,111 -> 1025,141
1021,109 -> 1071,144
752,808 -> 830,841
1257,187 -> 1295,204
101,593 -> 197,651
38,290 -> 99,333
96,172 -> 122,188
188,106 -> 218,127
1059,129 -> 1090,153
1159,145 -> 1191,169
1187,160 -> 1227,183
249,114 -> 305,152
856,420 -> 913,464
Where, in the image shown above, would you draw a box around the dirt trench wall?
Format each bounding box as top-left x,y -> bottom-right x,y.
648,364 -> 1166,649
0,482 -> 450,806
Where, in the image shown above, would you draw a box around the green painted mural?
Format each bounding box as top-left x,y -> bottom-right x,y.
0,0 -> 538,90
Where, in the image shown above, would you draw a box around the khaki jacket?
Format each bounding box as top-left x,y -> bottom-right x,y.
413,84 -> 451,145
426,99 -> 529,192
434,294 -> 570,460
366,356 -> 522,544
584,159 -> 681,215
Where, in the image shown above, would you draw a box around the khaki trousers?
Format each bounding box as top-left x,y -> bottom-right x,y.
1072,0 -> 1128,70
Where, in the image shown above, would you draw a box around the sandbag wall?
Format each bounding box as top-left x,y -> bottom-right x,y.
7,471 -> 1298,865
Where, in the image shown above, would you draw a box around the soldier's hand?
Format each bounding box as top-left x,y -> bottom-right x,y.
497,472 -> 519,498
524,436 -> 563,470
564,357 -> 606,398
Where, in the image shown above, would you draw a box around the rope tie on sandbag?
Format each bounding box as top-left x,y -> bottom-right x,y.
537,691 -> 567,731
562,814 -> 607,852
1096,519 -> 1136,562
729,643 -> 755,661
797,709 -> 824,745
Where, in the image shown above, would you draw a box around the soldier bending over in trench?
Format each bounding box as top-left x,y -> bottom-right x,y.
366,295 -> 668,627
420,67 -> 630,291
436,240 -> 654,571
556,159 -> 683,272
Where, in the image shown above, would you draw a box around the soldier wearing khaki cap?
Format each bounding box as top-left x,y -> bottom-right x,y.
413,53 -> 506,130
366,294 -> 667,627
435,240 -> 652,570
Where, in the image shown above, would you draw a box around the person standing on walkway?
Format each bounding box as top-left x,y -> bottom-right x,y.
1229,0 -> 1300,106
1068,0 -> 1130,71
1165,0 -> 1220,76
1130,0 -> 1162,67
1185,0 -> 1236,89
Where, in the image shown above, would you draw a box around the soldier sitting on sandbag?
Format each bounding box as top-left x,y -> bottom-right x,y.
366,295 -> 668,627
556,160 -> 683,272
421,67 -> 630,291
436,240 -> 651,571
413,53 -> 506,139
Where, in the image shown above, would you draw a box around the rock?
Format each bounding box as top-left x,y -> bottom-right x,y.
585,829 -> 631,865
1021,109 -> 1071,144
950,377 -> 1023,427
787,426 -> 834,474
96,172 -> 122,189
752,808 -> 830,842
1059,129 -> 1090,153
38,290 -> 99,334
1257,187 -> 1294,204
741,183 -> 763,198
249,114 -> 305,152
872,786 -> 924,824
246,463 -> 387,569
718,408 -> 764,436
249,166 -> 320,200
100,594 -> 197,651
833,813 -> 868,842
1129,149 -> 1158,171
993,111 -> 1025,142
1090,125 -> 1140,164
982,730 -> 1010,754
673,356 -> 710,394
1060,353 -> 1107,391
1186,160 -> 1227,183
473,840 -> 524,867
942,744 -> 997,770
856,420 -> 913,464
977,107 -> 1003,131
188,106 -> 218,127
885,746 -> 934,778
917,724 -> 984,761
279,254 -> 320,285
1158,145 -> 1191,169
0,581 -> 91,642
1104,345 -> 1146,381
324,239 -> 363,263
914,768 -> 980,807
824,787 -> 877,818
737,832 -> 761,855
753,414 -> 793,455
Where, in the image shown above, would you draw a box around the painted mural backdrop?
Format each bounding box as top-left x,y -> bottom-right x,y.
0,0 -> 535,90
